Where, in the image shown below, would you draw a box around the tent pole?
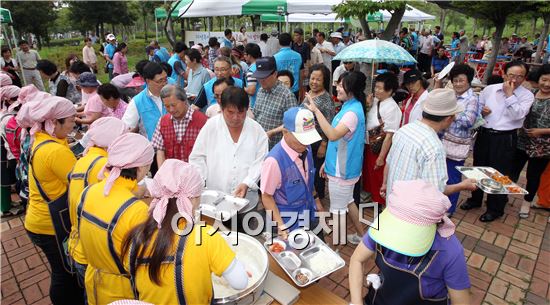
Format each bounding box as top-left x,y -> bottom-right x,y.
155,17 -> 159,42
10,25 -> 17,48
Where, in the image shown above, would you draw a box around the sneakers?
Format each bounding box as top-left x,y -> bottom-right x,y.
347,233 -> 362,245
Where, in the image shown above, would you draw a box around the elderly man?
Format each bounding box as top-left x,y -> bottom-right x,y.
458,29 -> 469,64
252,57 -> 298,149
316,32 -> 336,71
261,107 -> 324,239
461,61 -> 534,222
152,85 -> 207,167
190,87 -> 268,232
122,62 -> 167,143
193,56 -> 243,110
16,40 -> 44,90
383,89 -> 477,200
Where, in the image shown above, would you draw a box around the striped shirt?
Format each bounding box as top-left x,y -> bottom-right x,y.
386,120 -> 448,195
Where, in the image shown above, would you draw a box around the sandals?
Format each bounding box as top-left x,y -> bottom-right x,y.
519,201 -> 531,219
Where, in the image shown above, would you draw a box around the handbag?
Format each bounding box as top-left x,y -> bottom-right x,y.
368,101 -> 386,155
441,132 -> 473,161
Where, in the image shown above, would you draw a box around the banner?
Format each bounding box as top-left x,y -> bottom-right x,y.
185,31 -> 261,47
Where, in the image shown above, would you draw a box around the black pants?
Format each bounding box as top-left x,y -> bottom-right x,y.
417,52 -> 432,78
510,149 -> 549,202
468,128 -> 517,216
27,231 -> 85,305
310,141 -> 326,199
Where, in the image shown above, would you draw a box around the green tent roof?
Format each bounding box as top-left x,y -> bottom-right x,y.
154,1 -> 192,19
1,8 -> 13,24
242,0 -> 287,15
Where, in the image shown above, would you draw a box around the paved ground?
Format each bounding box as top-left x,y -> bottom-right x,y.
2,177 -> 550,305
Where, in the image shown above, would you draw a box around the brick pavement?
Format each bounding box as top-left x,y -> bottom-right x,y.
2,190 -> 549,305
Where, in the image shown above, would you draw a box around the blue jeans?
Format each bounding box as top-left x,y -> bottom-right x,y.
27,231 -> 85,305
446,158 -> 465,215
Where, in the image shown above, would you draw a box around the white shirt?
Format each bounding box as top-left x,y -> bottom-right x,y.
419,35 -> 434,55
265,37 -> 281,57
309,47 -> 323,67
122,90 -> 163,129
479,83 -> 535,130
189,115 -> 268,212
258,41 -> 268,57
401,89 -> 429,126
332,64 -> 357,86
367,97 -> 402,134
316,41 -> 335,70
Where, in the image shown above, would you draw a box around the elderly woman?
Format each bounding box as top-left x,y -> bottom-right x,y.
77,133 -> 154,305
511,64 -> 550,217
305,71 -> 366,245
15,95 -> 84,305
435,64 -> 480,215
121,159 -> 249,304
363,72 -> 402,206
67,117 -> 128,291
349,180 -> 470,305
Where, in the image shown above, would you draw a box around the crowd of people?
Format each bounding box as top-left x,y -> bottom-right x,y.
0,24 -> 549,305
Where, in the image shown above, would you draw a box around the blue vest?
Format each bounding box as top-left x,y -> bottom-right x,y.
203,77 -> 244,106
105,44 -> 116,68
325,98 -> 365,180
267,142 -> 316,232
168,54 -> 186,88
247,63 -> 258,108
154,47 -> 171,63
274,47 -> 303,93
133,91 -> 167,140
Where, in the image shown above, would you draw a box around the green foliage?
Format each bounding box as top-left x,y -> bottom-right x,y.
446,10 -> 466,31
2,1 -> 57,45
333,0 -> 407,19
67,1 -> 137,33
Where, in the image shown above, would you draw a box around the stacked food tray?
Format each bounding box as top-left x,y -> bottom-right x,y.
456,166 -> 528,195
199,190 -> 250,221
264,229 -> 345,287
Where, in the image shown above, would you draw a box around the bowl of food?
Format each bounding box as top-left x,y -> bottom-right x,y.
292,268 -> 313,286
212,233 -> 269,305
480,178 -> 504,192
269,239 -> 287,254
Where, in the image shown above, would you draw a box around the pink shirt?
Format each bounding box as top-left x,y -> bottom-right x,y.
84,94 -> 127,119
261,138 -> 309,195
327,111 -> 360,185
112,52 -> 128,75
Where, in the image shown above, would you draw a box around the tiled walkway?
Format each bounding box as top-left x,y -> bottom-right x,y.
2,188 -> 549,304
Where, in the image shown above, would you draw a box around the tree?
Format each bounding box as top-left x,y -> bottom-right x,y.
138,1 -> 159,42
530,1 -> 550,63
333,0 -> 407,41
68,1 -> 136,39
431,1 -> 537,83
2,1 -> 57,49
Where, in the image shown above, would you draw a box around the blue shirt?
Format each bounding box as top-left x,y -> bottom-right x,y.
444,88 -> 480,140
186,66 -> 211,96
221,37 -> 233,48
546,34 -> 550,52
246,63 -> 258,108
273,47 -> 303,93
167,54 -> 186,87
431,56 -> 449,73
363,231 -> 470,299
105,44 -> 116,69
451,38 -> 460,57
411,32 -> 418,51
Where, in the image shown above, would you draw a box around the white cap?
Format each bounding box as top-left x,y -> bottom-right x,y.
422,89 -> 465,116
106,34 -> 116,41
283,107 -> 322,145
330,32 -> 343,40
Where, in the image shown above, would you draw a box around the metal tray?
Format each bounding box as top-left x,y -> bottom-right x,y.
456,166 -> 528,195
199,190 -> 250,221
263,230 -> 345,287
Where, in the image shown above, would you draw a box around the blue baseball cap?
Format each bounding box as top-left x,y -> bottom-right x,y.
283,107 -> 321,145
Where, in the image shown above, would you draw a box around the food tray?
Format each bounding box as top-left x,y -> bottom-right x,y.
456,166 -> 528,195
199,190 -> 250,221
263,230 -> 345,287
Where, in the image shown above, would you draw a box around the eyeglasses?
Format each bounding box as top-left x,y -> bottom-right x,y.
151,77 -> 168,84
506,74 -> 525,80
214,67 -> 231,72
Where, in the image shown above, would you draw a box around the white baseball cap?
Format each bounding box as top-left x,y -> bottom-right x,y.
106,34 -> 116,41
283,107 -> 322,145
330,32 -> 343,40
422,88 -> 464,116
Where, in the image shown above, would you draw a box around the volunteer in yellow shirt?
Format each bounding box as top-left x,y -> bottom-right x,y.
15,94 -> 84,305
67,117 -> 128,288
77,133 -> 154,305
120,159 -> 249,305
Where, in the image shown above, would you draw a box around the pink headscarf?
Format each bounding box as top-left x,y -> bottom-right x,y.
98,133 -> 154,196
84,117 -> 128,154
0,73 -> 12,86
148,159 -> 204,228
8,85 -> 50,112
15,95 -> 76,138
387,180 -> 455,238
0,86 -> 21,110
191,44 -> 203,52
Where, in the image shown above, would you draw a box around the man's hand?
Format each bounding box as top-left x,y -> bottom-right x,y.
366,94 -> 374,108
233,183 -> 248,198
481,106 -> 492,117
380,183 -> 387,199
319,163 -> 327,179
502,80 -> 515,98
526,128 -> 545,138
316,142 -> 327,159
459,178 -> 478,191
374,156 -> 385,171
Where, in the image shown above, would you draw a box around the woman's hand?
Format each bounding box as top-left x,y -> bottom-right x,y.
374,156 -> 385,170
319,163 -> 327,179
304,92 -> 319,113
316,142 -> 327,159
526,128 -> 546,138
366,94 -> 374,107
